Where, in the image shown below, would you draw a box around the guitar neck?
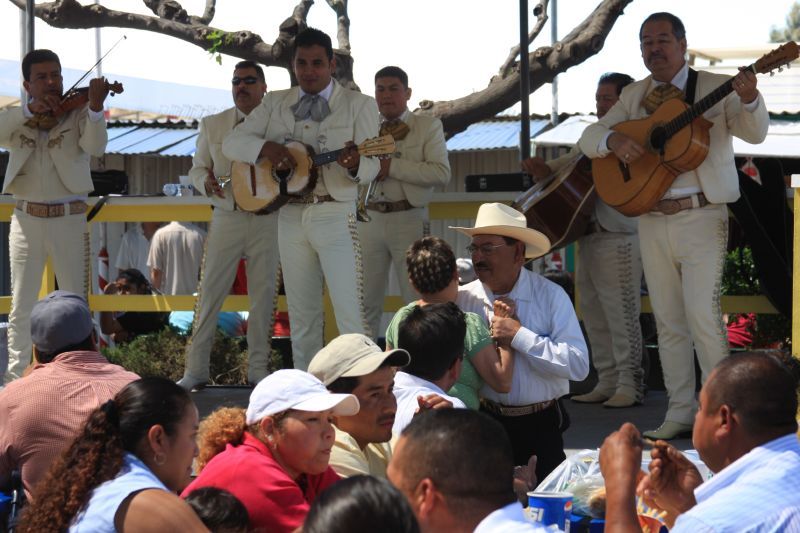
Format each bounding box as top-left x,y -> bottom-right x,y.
312,148 -> 346,167
664,65 -> 753,137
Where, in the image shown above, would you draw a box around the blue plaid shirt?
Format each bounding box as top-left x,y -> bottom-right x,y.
673,433 -> 800,532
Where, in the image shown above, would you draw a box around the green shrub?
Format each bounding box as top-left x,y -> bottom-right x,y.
103,326 -> 286,384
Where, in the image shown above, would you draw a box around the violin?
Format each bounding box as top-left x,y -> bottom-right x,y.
25,79 -> 124,131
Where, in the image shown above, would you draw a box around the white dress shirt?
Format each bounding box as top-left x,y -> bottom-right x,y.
457,269 -> 589,405
392,371 -> 466,435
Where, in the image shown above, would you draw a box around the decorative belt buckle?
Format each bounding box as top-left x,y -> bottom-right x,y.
658,199 -> 681,215
377,203 -> 389,213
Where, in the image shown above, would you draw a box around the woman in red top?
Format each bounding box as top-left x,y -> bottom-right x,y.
182,369 -> 359,532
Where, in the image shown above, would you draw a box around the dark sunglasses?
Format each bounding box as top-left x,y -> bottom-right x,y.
232,76 -> 259,86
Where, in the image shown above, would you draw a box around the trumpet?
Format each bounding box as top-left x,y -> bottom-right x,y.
356,179 -> 379,222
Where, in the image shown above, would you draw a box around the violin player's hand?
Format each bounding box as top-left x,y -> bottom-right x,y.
88,77 -> 109,112
28,94 -> 61,115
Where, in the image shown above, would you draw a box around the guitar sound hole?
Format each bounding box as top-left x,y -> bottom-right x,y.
273,168 -> 293,183
650,126 -> 667,152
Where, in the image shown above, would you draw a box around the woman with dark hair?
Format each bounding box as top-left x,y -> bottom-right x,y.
17,377 -> 207,532
303,475 -> 420,533
385,236 -> 514,409
183,369 -> 359,533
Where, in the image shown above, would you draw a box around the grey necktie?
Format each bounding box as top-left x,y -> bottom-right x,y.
291,94 -> 331,122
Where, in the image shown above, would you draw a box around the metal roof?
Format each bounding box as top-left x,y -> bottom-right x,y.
105,121 -> 199,155
446,119 -> 550,152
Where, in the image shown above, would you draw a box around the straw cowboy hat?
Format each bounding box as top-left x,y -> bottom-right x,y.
450,203 -> 551,259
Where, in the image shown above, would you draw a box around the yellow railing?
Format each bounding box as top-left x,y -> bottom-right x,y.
0,192 -> 782,344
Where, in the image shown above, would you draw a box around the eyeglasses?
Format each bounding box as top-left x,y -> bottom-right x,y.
231,76 -> 259,86
466,243 -> 508,256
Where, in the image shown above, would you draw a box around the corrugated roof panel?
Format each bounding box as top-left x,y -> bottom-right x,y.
532,115 -> 597,147
160,134 -> 200,157
106,125 -> 141,143
106,127 -> 198,154
446,119 -> 550,151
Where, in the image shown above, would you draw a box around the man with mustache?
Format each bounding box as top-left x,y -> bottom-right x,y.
453,203 -> 589,481
523,72 -> 643,409
0,49 -> 110,384
578,12 -> 769,440
178,60 -> 279,390
308,333 -> 410,478
224,28 -> 380,370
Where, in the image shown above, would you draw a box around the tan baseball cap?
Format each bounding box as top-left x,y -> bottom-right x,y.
309,333 -> 411,386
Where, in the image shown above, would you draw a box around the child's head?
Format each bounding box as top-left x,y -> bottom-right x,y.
184,487 -> 249,533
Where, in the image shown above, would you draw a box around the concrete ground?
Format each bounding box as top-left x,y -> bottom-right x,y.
189,384 -> 694,453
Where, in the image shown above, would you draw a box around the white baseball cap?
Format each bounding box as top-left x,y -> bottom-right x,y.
246,369 -> 360,425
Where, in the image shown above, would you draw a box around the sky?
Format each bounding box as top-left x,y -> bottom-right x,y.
0,0 -> 796,115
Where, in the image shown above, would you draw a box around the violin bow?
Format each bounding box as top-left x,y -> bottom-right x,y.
65,34 -> 127,94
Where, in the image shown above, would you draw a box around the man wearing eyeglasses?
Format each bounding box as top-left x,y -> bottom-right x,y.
178,60 -> 279,391
453,203 -> 589,482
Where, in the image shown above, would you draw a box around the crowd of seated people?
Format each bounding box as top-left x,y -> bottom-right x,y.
2,231 -> 799,532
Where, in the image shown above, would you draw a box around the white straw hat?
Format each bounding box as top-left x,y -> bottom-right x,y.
246,369 -> 360,424
450,202 -> 551,258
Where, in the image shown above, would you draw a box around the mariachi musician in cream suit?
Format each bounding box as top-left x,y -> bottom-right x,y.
360,66 -> 451,340
578,12 -> 769,440
524,72 -> 644,410
178,61 -> 280,391
223,28 -> 379,370
0,49 -> 109,384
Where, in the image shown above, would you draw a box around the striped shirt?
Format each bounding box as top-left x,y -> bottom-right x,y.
0,351 -> 138,496
673,433 -> 800,532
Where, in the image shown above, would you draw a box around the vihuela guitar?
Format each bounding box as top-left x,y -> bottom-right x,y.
592,41 -> 799,217
231,135 -> 396,214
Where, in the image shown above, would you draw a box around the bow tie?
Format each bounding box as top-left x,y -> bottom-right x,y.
380,119 -> 410,141
291,93 -> 331,122
642,83 -> 684,114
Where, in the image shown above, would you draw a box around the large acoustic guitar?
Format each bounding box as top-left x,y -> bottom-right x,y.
513,154 -> 596,249
231,135 -> 396,214
593,42 -> 798,217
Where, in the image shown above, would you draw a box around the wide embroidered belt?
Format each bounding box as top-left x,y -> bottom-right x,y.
366,199 -> 414,213
287,194 -> 335,205
480,398 -> 555,417
16,200 -> 88,218
651,192 -> 709,215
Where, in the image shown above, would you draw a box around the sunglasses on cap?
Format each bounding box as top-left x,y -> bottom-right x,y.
232,76 -> 259,86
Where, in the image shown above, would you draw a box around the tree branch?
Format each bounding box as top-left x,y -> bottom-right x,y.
197,0 -> 216,25
419,0 -> 634,136
143,0 -> 189,23
9,0 -> 631,132
499,0 -> 549,78
325,0 -> 351,52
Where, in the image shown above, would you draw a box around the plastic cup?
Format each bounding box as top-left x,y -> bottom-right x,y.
526,491 -> 573,531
